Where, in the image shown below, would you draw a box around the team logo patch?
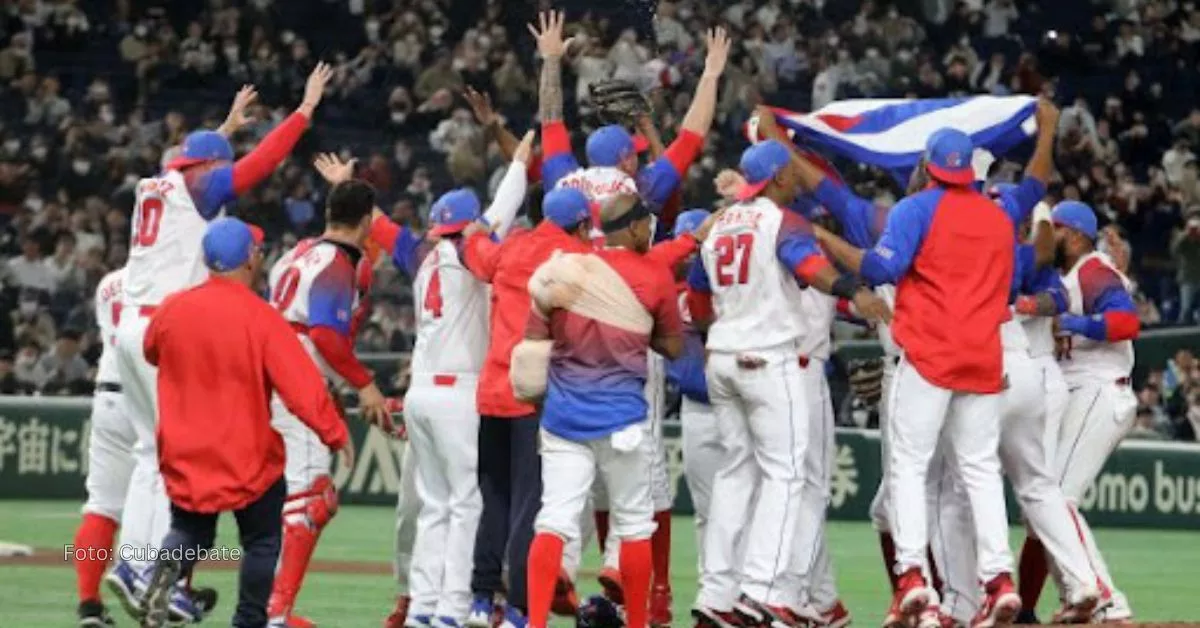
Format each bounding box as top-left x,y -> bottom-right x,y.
945,151 -> 963,167
337,309 -> 349,321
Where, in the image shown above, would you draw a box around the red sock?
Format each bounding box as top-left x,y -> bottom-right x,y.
268,520 -> 322,617
650,511 -> 671,589
879,532 -> 899,592
1018,536 -> 1048,612
527,533 -> 564,628
620,538 -> 653,628
595,510 -> 610,553
926,546 -> 943,595
73,513 -> 118,602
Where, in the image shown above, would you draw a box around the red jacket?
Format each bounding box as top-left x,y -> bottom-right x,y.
144,276 -> 349,513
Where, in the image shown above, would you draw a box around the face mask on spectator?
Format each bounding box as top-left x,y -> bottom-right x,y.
73,159 -> 92,175
430,25 -> 445,41
366,18 -> 380,39
4,139 -> 19,154
31,145 -> 47,161
391,110 -> 407,123
99,108 -> 115,124
25,195 -> 44,212
19,301 -> 38,318
134,24 -> 148,38
224,44 -> 238,60
281,30 -> 296,45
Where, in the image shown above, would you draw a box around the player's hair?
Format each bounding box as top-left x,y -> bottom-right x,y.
326,180 -> 377,228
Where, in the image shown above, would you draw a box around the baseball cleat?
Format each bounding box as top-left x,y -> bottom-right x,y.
78,599 -> 116,627
732,594 -> 802,627
1091,591 -> 1133,624
692,606 -> 746,628
1013,609 -> 1039,625
190,586 -> 219,616
577,595 -> 625,627
1051,586 -> 1100,624
465,595 -> 494,627
552,569 -> 579,616
404,615 -> 432,627
385,595 -> 411,628
284,614 -> 317,627
597,567 -> 625,605
970,574 -> 1021,628
918,604 -> 955,628
140,558 -> 183,628
432,617 -> 463,628
105,560 -> 148,620
884,568 -> 932,628
649,583 -> 672,627
820,600 -> 852,628
497,606 -> 528,628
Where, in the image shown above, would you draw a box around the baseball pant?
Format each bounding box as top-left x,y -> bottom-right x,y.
868,356 -> 899,532
271,397 -> 334,493
471,414 -> 541,612
83,390 -> 137,520
779,361 -> 839,612
405,376 -> 483,621
885,355 -> 1013,583
1053,379 -> 1137,614
114,311 -> 172,574
680,397 -> 721,579
697,345 -> 811,611
154,477 -> 285,628
1033,355 -> 1069,471
394,438 -> 420,595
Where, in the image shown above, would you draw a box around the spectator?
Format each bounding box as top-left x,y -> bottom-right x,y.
1172,214 -> 1200,323
44,231 -> 81,293
414,49 -> 464,101
8,235 -> 56,293
0,32 -> 34,80
983,0 -> 1018,38
34,327 -> 89,393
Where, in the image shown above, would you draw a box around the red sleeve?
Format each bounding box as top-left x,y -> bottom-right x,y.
542,120 -> 572,158
1104,311 -> 1141,341
685,287 -> 714,325
461,231 -> 503,282
143,309 -> 163,367
369,214 -> 402,254
649,266 -> 683,336
794,254 -> 833,285
231,112 -> 310,195
660,189 -> 682,232
664,129 -> 704,176
526,150 -> 544,184
644,233 -> 698,269
308,326 -> 374,389
262,309 -> 349,449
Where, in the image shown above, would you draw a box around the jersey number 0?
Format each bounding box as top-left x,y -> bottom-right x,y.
714,233 -> 754,286
133,197 -> 165,247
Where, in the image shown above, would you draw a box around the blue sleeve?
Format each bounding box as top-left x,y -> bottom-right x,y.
776,211 -> 826,280
1010,244 -> 1037,303
390,228 -> 425,278
185,165 -> 236,219
1027,267 -> 1068,314
686,256 -> 711,293
812,178 -> 884,249
636,157 -> 683,210
999,177 -> 1047,228
307,257 -> 356,336
541,154 -> 580,190
859,192 -> 937,286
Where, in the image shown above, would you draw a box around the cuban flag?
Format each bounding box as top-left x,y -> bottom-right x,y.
747,96 -> 1038,185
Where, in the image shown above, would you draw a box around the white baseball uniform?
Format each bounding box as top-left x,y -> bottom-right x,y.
1052,251 -> 1139,618
400,164 -> 526,621
115,171 -> 213,573
691,197 -> 824,611
83,269 -> 136,522
394,438 -> 420,596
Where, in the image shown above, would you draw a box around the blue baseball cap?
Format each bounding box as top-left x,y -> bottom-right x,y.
673,209 -> 711,238
1051,201 -> 1098,241
924,128 -> 975,186
543,187 -> 593,230
167,130 -> 234,170
202,217 -> 264,272
586,125 -> 649,167
429,188 -> 481,236
736,140 -> 792,201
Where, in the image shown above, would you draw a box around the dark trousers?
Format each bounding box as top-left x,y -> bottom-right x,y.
471,414 -> 542,612
158,477 -> 285,628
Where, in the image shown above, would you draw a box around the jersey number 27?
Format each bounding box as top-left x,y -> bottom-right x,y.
714,233 -> 754,286
132,197 -> 165,247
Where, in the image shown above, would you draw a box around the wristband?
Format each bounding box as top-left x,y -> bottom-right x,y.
831,273 -> 862,300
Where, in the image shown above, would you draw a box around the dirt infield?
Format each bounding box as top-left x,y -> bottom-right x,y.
1,547 -> 386,574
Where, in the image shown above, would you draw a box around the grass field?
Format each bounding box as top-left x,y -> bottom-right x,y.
1,500 -> 1198,626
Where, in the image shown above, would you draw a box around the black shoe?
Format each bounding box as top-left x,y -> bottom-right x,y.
78,600 -> 115,627
190,586 -> 219,615
1015,609 -> 1040,624
141,559 -> 182,628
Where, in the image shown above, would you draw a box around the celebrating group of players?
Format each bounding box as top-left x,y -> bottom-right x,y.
66,9 -> 1142,628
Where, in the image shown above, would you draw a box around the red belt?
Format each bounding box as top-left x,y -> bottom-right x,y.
1116,377 -> 1131,386
138,306 -> 157,317
798,355 -> 810,368
433,374 -> 457,387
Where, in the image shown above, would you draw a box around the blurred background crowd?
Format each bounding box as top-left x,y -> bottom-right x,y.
0,0 -> 1196,440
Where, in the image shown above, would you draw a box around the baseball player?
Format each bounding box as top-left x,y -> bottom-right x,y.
813,128 -> 1021,628
73,268 -> 133,628
386,425 -> 420,628
106,68 -> 332,623
519,192 -> 685,628
265,170 -> 396,627
686,140 -> 889,627
1022,201 -> 1140,623
360,134 -> 531,627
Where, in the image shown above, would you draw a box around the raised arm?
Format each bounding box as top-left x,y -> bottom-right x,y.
777,212 -> 891,323
216,85 -> 257,138
819,194 -> 934,286
679,28 -> 730,138
481,131 -> 535,239
530,11 -> 570,124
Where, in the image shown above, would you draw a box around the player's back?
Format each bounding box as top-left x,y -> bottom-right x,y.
411,239 -> 490,375
554,166 -> 638,206
269,238 -> 360,378
94,267 -> 125,384
124,170 -> 210,307
701,197 -> 807,352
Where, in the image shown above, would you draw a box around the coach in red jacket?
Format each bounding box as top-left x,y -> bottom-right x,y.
139,216 -> 350,628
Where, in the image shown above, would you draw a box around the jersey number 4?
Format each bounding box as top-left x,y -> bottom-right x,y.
714,233 -> 754,286
132,197 -> 164,247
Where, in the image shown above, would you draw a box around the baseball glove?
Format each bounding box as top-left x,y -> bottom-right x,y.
588,79 -> 652,126
847,358 -> 885,405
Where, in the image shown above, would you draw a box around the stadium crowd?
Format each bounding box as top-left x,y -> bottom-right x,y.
0,0 -> 1196,439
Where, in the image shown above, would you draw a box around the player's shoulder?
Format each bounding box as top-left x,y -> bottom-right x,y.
1078,254 -> 1125,286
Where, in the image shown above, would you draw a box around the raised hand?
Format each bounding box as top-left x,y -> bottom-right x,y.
512,130 -> 536,164
299,62 -> 335,118
714,169 -> 746,201
219,85 -> 257,136
703,27 -> 731,78
464,86 -> 499,127
313,153 -> 357,184
527,10 -> 573,58
1035,97 -> 1060,134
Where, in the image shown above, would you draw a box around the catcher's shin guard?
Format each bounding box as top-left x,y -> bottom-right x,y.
268,476 -> 338,621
